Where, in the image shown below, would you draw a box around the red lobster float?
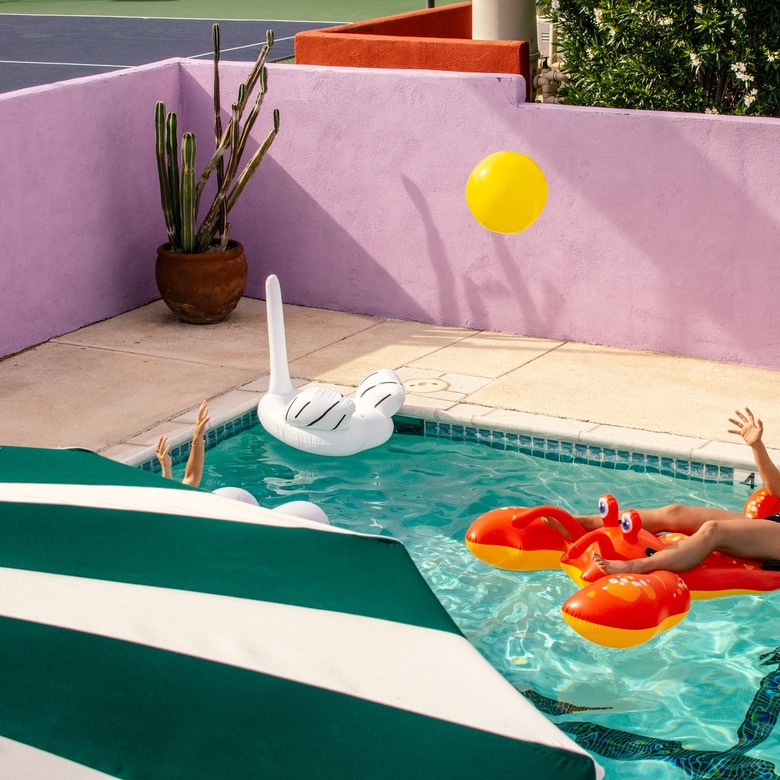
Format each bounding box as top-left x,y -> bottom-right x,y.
465,489 -> 780,648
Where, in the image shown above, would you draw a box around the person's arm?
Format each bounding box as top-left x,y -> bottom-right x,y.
728,408 -> 780,496
183,400 -> 210,487
156,435 -> 173,480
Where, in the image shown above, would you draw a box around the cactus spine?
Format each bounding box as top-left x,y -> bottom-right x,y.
154,25 -> 279,253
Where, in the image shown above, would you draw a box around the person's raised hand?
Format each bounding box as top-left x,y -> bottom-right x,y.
728,407 -> 764,448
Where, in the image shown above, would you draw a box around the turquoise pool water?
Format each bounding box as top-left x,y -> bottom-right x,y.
187,423 -> 780,780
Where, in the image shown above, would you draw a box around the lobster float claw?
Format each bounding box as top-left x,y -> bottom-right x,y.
561,569 -> 691,648
465,505 -> 587,572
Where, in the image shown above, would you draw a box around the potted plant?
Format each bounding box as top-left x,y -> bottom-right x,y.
154,24 -> 281,324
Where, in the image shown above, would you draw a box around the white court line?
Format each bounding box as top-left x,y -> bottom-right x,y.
0,59 -> 128,68
0,13 -> 343,23
188,35 -> 296,59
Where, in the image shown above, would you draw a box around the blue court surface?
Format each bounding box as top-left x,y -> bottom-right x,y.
0,15 -> 337,93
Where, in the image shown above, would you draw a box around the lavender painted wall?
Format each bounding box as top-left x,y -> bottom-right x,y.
2,59 -> 779,372
190,61 -> 779,370
0,61 -> 180,357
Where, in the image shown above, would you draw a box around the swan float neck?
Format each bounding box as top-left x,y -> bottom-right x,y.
265,274 -> 295,397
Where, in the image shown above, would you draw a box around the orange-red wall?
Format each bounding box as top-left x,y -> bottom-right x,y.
295,2 -> 531,101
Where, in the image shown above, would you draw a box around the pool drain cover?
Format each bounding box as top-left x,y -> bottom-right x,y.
404,378 -> 449,393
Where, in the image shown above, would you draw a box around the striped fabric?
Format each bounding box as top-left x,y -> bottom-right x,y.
0,446 -> 602,779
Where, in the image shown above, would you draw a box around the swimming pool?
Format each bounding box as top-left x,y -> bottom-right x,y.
173,420 -> 780,779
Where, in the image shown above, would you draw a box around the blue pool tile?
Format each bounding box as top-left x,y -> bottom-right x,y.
674,459 -> 691,476
136,413 -> 743,489
703,464 -> 719,481
587,446 -> 603,462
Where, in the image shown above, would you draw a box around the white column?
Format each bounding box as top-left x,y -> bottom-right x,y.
472,0 -> 539,72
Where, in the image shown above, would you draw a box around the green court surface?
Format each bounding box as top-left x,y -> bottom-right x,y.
0,0 -> 458,22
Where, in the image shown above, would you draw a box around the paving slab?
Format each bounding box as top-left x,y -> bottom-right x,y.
408,331 -> 564,378
288,320 -> 476,385
0,342 -> 257,451
55,299 -> 382,369
466,341 -> 780,448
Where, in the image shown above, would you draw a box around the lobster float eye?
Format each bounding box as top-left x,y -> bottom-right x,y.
597,494 -> 619,526
619,509 -> 643,543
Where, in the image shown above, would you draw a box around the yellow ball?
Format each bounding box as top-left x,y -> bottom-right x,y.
465,151 -> 548,234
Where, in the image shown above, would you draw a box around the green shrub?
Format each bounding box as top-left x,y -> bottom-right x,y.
539,0 -> 780,115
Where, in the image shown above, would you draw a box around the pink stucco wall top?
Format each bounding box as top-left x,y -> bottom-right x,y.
183,61 -> 780,370
0,61 -> 181,357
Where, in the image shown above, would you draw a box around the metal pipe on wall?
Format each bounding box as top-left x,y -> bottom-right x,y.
472,0 -> 539,73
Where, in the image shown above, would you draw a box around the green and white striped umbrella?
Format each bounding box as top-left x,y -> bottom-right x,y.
0,446 -> 601,779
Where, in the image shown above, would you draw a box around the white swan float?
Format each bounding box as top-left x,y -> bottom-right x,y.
257,275 -> 405,456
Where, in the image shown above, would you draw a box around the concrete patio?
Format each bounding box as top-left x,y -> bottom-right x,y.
2,296 -> 780,474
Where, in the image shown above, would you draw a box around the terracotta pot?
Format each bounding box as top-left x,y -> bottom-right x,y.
155,241 -> 247,324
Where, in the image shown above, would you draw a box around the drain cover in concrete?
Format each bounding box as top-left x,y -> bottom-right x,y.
403,378 -> 450,393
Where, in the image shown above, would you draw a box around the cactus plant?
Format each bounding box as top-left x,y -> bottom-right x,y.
155,25 -> 280,254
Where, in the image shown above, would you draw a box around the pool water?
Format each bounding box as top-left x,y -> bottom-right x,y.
188,424 -> 780,780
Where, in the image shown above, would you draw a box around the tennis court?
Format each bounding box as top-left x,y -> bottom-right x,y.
0,1 -> 453,93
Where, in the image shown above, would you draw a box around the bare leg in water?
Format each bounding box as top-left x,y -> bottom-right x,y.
592,513 -> 780,575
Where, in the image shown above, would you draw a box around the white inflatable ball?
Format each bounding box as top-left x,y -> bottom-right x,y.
274,501 -> 330,525
212,486 -> 260,506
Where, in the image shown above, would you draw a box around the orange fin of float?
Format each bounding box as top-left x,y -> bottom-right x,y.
465,505 -> 586,571
561,570 -> 691,648
744,487 -> 780,519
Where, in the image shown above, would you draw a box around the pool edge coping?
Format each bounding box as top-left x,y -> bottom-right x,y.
100,377 -> 770,487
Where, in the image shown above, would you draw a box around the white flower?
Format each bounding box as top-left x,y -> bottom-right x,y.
694,3 -> 704,13
768,52 -> 778,63
730,6 -> 745,19
730,63 -> 754,83
594,8 -> 603,24
705,107 -> 719,114
659,16 -> 673,25
730,62 -> 753,82
744,88 -> 758,107
690,52 -> 701,67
